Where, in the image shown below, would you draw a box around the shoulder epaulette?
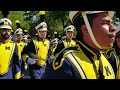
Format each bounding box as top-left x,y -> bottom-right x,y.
52,45 -> 80,70
105,48 -> 114,59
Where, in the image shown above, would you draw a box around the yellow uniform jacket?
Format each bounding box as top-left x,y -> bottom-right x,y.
54,39 -> 76,56
16,41 -> 27,60
42,41 -> 115,79
22,38 -> 50,66
102,48 -> 119,78
0,40 -> 21,79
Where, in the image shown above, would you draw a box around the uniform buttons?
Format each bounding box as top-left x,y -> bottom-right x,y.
55,62 -> 58,65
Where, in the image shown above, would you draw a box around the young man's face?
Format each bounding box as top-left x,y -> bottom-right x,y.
17,34 -> 23,41
38,30 -> 47,39
91,12 -> 116,48
0,28 -> 11,40
66,31 -> 74,40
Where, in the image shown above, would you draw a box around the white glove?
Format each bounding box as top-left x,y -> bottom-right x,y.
27,58 -> 37,65
23,38 -> 28,43
51,38 -> 59,44
24,64 -> 28,70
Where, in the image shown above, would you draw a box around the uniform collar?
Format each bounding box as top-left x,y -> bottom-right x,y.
65,38 -> 72,42
16,40 -> 24,43
77,40 -> 101,60
37,37 -> 46,42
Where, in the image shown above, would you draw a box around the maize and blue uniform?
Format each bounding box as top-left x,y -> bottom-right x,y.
0,40 -> 22,79
15,41 -> 27,78
21,38 -> 50,79
102,48 -> 119,78
16,41 -> 27,60
42,41 -> 115,79
113,40 -> 120,79
54,39 -> 76,56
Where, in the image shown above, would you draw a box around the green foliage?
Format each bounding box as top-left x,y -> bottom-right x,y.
2,11 -> 119,39
0,11 -> 72,38
112,12 -> 120,26
23,11 -> 71,37
45,11 -> 71,34
0,11 -> 30,31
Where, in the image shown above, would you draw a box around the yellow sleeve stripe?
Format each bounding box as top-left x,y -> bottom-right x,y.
22,54 -> 29,63
15,71 -> 21,79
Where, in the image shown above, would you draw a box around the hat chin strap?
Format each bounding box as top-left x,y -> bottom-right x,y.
82,12 -> 102,49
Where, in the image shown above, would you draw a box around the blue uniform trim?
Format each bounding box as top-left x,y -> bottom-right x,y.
0,44 -> 21,79
70,53 -> 87,79
42,57 -> 78,79
54,42 -> 64,55
53,46 -> 79,68
65,57 -> 82,79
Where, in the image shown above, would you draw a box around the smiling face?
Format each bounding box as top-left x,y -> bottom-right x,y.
66,31 -> 74,40
17,34 -> 23,42
91,12 -> 116,49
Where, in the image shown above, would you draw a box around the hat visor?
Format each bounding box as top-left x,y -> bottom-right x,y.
38,28 -> 47,31
0,25 -> 12,29
86,11 -> 114,18
55,41 -> 58,43
66,29 -> 74,32
51,41 -> 58,44
16,32 -> 24,35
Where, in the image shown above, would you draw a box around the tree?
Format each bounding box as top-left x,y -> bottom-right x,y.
23,11 -> 40,37
0,11 -> 30,31
113,11 -> 120,26
46,11 -> 71,31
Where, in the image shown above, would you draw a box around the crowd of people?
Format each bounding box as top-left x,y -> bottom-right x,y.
0,11 -> 120,79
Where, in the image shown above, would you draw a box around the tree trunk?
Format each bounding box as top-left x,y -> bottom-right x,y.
61,18 -> 65,31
